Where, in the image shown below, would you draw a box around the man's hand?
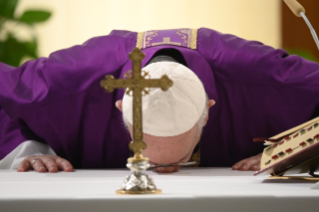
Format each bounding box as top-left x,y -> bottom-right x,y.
17,155 -> 73,173
232,153 -> 262,171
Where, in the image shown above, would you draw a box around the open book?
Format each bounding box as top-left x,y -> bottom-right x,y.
254,117 -> 319,177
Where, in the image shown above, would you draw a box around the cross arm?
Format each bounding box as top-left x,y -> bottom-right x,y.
142,75 -> 173,91
100,75 -> 133,92
101,75 -> 173,93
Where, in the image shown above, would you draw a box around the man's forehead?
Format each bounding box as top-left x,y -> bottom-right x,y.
142,128 -> 196,164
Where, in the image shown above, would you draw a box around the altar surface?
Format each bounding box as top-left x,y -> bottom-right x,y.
0,168 -> 318,212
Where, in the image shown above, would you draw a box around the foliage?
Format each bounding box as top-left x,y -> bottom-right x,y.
0,0 -> 51,67
286,49 -> 319,63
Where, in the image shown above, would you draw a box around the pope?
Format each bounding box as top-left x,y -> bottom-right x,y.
0,28 -> 318,173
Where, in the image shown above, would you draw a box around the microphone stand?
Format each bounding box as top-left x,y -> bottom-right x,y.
284,0 -> 319,52
299,12 -> 319,51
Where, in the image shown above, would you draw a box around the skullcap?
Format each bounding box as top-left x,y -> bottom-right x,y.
122,62 -> 206,136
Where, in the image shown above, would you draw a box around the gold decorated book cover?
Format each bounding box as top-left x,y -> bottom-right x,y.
255,117 -> 319,177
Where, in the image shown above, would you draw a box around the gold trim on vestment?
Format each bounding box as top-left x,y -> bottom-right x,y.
136,32 -> 144,49
190,29 -> 198,49
136,29 -> 198,50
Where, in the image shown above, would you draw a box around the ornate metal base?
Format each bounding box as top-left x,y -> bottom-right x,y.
116,159 -> 161,195
116,189 -> 162,195
269,176 -> 319,181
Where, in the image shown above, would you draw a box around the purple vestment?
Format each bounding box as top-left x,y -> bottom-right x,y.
1,28 -> 319,168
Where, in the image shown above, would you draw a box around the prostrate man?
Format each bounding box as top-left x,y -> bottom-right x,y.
119,61 -> 215,173
0,28 -> 319,173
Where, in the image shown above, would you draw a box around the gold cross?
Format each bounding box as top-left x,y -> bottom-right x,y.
101,47 -> 173,162
152,37 -> 181,47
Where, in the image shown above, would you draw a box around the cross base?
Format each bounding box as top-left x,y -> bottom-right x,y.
100,48 -> 170,195
116,189 -> 162,195
128,153 -> 148,163
116,160 -> 161,195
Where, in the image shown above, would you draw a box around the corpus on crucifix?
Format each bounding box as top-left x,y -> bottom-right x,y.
101,47 -> 173,194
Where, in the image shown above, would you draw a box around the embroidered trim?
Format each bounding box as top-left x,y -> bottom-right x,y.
176,29 -> 190,46
136,32 -> 144,49
136,28 -> 198,50
190,29 -> 198,49
144,31 -> 158,48
152,37 -> 182,47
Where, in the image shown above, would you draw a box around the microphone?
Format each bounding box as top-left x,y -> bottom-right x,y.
283,0 -> 305,17
283,0 -> 319,51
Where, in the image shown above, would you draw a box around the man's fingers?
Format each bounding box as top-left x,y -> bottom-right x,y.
42,158 -> 58,172
31,159 -> 47,172
56,157 -> 73,172
251,164 -> 260,171
17,155 -> 73,173
239,160 -> 256,171
233,153 -> 263,171
17,160 -> 32,172
232,159 -> 246,170
239,157 -> 260,171
250,154 -> 262,171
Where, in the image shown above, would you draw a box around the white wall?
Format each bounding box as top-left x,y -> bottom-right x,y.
16,0 -> 281,57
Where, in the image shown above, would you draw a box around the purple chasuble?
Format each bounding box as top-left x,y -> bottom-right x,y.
0,28 -> 319,168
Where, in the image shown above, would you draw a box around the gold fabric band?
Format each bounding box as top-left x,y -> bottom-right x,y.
190,28 -> 198,50
136,32 -> 144,49
136,28 -> 198,50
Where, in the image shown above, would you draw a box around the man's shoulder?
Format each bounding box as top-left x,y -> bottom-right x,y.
109,30 -> 137,39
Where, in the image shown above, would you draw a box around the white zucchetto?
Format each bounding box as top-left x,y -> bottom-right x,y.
122,62 -> 206,137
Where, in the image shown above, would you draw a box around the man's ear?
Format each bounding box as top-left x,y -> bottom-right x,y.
115,100 -> 123,112
203,99 -> 216,127
208,99 -> 215,109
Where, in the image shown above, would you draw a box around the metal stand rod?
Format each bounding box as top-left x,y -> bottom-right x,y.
300,12 -> 319,51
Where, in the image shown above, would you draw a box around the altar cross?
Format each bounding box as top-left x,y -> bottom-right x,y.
101,47 -> 173,161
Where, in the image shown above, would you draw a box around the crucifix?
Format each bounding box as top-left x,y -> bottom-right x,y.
101,47 -> 173,194
152,37 -> 182,47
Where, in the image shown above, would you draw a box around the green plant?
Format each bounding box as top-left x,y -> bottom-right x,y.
286,49 -> 319,63
0,0 -> 51,67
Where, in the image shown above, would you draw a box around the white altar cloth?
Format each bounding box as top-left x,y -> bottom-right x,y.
0,168 -> 318,212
